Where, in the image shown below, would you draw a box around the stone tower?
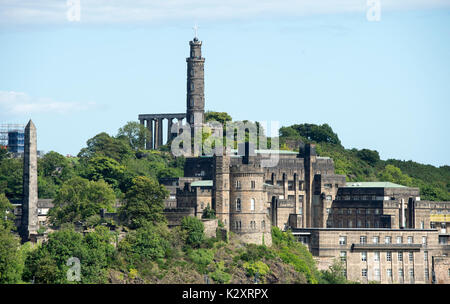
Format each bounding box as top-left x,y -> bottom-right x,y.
21,120 -> 38,240
213,147 -> 231,230
186,36 -> 205,137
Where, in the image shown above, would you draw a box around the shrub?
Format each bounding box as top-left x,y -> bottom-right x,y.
181,216 -> 204,247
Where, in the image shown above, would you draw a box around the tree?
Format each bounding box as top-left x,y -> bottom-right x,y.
0,157 -> 23,200
181,216 -> 204,248
356,149 -> 380,166
78,132 -> 133,162
0,227 -> 24,283
279,123 -> 341,146
82,156 -> 126,191
320,259 -> 349,284
119,176 -> 168,229
23,227 -> 116,284
201,204 -> 216,219
48,177 -> 116,226
0,193 -> 15,230
117,121 -> 150,151
38,151 -> 74,185
205,111 -> 232,125
118,223 -> 170,266
379,165 -> 413,187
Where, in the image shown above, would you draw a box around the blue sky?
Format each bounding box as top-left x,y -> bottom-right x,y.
0,1 -> 449,167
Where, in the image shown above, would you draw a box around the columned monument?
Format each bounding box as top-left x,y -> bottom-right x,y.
138,32 -> 205,149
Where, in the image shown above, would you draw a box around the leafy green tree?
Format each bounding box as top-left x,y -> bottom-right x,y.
319,259 -> 349,284
118,223 -> 170,266
38,151 -> 74,184
0,193 -> 15,230
0,157 -> 23,200
23,227 -> 116,284
379,164 -> 413,186
82,156 -> 126,191
357,149 -> 380,166
205,111 -> 232,125
181,216 -> 204,248
78,132 -> 133,162
0,227 -> 24,283
119,176 -> 168,229
201,204 -> 216,219
0,146 -> 9,162
48,177 -> 116,226
117,121 -> 150,151
279,123 -> 341,146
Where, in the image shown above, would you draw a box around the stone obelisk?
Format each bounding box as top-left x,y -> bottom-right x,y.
21,119 -> 38,241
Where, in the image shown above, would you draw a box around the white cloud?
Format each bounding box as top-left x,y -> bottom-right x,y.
0,90 -> 97,116
0,0 -> 449,25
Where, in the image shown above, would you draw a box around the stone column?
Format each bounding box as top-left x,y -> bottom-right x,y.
146,119 -> 153,150
22,120 -> 38,241
167,118 -> 173,143
158,118 -> 163,147
154,119 -> 160,149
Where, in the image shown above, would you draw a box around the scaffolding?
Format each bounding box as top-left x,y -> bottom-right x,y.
0,124 -> 25,147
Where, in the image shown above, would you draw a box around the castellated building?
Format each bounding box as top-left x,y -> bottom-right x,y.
143,36 -> 450,283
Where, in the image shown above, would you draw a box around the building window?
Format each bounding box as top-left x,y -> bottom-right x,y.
348,220 -> 353,228
251,181 -> 256,189
387,269 -> 392,278
339,236 -> 347,245
324,183 -> 332,189
398,252 -> 403,262
374,252 -> 380,262
235,221 -> 241,230
236,198 -> 241,212
360,236 -> 367,244
365,221 -> 370,228
342,269 -> 347,278
399,268 -> 404,280
362,269 -> 368,277
367,209 -> 371,215
340,251 -> 347,262
357,209 -> 363,214
361,251 -> 367,262
374,268 -> 380,280
397,236 -> 403,244
261,220 -> 265,230
387,252 -> 392,262
385,236 -> 391,244
409,252 -> 414,262
374,221 -> 380,228
250,221 -> 256,230
298,195 -> 304,203
250,198 -> 255,211
431,222 -> 436,229
421,221 -> 425,229
357,220 -> 362,228
326,195 -> 332,201
347,209 -> 352,215
407,236 -> 413,244
424,251 -> 428,261
375,209 -> 380,215
235,180 -> 241,189
425,268 -> 429,281
422,236 -> 427,245
326,208 -> 331,215
373,236 -> 379,244
409,269 -> 414,282
299,207 -> 303,215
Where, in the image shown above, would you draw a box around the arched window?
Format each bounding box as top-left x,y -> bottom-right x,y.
250,198 -> 255,211
236,198 -> 241,212
261,220 -> 265,229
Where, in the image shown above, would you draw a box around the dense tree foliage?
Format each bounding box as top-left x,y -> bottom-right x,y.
117,121 -> 150,151
23,226 -> 116,283
0,157 -> 22,200
119,176 -> 168,229
78,132 -> 133,162
205,111 -> 232,125
48,177 -> 116,226
279,123 -> 341,146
